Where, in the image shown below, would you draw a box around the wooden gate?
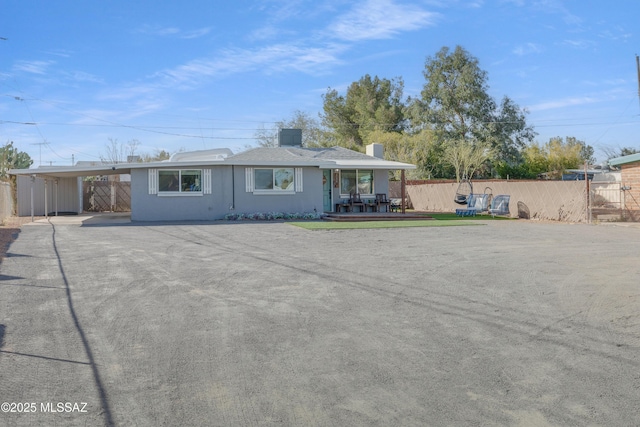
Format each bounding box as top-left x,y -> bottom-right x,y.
83,181 -> 131,212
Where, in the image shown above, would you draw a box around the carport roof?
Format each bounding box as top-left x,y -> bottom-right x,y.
10,145 -> 415,179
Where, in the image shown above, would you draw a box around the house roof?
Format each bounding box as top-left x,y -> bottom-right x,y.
9,145 -> 416,178
608,152 -> 640,167
226,146 -> 416,169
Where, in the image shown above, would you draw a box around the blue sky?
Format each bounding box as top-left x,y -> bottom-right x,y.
1,0 -> 638,167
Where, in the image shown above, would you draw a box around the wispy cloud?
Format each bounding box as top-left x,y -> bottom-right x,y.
155,43 -> 347,87
599,27 -> 632,42
181,27 -> 212,39
44,49 -> 73,58
327,0 -> 438,41
134,25 -> 211,39
464,0 -> 485,8
562,39 -> 596,49
254,0 -> 309,21
528,96 -> 597,112
61,70 -> 105,85
13,60 -> 55,75
532,0 -> 582,26
513,43 -> 543,56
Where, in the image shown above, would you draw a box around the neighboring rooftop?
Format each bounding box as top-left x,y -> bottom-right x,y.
609,152 -> 640,167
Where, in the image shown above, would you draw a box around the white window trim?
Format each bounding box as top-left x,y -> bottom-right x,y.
148,168 -> 157,195
295,168 -> 303,192
203,169 -> 212,194
157,192 -> 203,197
245,167 -> 254,192
245,167 -> 303,194
339,169 -> 374,197
155,169 -> 204,195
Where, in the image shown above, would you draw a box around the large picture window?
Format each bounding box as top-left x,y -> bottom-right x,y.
254,168 -> 294,191
340,169 -> 373,195
158,169 -> 202,193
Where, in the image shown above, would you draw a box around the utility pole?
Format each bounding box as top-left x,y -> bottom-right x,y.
637,54 -> 640,110
30,141 -> 48,166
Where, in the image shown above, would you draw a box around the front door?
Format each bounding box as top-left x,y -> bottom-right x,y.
322,169 -> 332,212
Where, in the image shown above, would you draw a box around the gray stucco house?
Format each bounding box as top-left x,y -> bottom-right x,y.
12,142 -> 415,221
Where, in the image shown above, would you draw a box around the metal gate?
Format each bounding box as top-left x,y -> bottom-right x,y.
83,181 -> 131,212
589,182 -> 623,221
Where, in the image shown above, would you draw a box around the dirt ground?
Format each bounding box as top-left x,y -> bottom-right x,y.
1,218 -> 640,426
0,217 -> 41,260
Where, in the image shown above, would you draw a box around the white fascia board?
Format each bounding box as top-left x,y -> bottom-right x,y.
329,159 -> 417,170
9,164 -> 133,178
127,160 -> 227,169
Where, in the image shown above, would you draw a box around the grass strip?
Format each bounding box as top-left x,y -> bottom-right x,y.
289,220 -> 482,230
426,213 -> 513,221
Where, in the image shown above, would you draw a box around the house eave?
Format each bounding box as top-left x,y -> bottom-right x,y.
608,153 -> 640,167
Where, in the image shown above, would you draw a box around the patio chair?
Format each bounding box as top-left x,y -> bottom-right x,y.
455,193 -> 489,217
375,193 -> 391,213
364,198 -> 378,212
454,178 -> 473,205
489,195 -> 510,217
349,192 -> 365,213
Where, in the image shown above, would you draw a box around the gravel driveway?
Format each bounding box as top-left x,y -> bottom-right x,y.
1,217 -> 639,426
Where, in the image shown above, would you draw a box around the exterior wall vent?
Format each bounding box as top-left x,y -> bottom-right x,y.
278,129 -> 303,147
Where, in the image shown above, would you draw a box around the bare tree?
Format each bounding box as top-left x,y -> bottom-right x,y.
101,138 -> 141,163
443,138 -> 494,182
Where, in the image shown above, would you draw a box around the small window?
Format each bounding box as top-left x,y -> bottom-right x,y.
158,170 -> 202,193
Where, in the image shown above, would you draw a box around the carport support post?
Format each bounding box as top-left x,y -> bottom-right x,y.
585,162 -> 590,224
55,179 -> 58,216
44,179 -> 48,219
30,175 -> 35,222
401,169 -> 406,214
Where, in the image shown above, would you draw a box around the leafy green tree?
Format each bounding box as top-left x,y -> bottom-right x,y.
602,146 -> 640,160
406,45 -> 535,177
407,46 -> 495,141
546,137 -> 584,176
321,75 -> 405,150
619,147 -> 640,157
0,141 -> 33,179
579,142 -> 596,165
495,137 -> 590,179
366,129 -> 446,179
254,110 -> 327,148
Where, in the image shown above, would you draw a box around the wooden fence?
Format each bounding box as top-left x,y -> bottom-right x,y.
83,181 -> 131,212
0,181 -> 13,223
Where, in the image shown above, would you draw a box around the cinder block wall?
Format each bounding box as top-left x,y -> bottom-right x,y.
390,180 -> 588,222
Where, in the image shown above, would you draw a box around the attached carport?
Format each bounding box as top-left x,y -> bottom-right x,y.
10,164 -> 133,220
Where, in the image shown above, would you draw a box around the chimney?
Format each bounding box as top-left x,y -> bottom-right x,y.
278,129 -> 302,147
366,143 -> 383,159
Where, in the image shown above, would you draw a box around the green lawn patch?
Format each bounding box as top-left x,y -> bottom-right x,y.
289,220 -> 482,230
426,213 -> 514,221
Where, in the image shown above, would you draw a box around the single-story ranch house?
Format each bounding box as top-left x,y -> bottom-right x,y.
11,142 -> 416,221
